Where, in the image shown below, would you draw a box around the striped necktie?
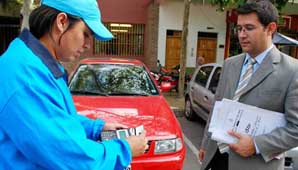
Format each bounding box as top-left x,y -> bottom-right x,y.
218,57 -> 257,153
233,57 -> 257,101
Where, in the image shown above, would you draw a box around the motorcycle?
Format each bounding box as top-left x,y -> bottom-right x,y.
151,62 -> 191,92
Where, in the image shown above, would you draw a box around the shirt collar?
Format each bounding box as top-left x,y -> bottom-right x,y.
19,29 -> 64,79
244,44 -> 274,65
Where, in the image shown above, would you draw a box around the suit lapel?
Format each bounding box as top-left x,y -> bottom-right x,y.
240,47 -> 281,98
229,55 -> 245,99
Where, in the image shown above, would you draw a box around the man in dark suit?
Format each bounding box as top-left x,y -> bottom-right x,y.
198,1 -> 298,170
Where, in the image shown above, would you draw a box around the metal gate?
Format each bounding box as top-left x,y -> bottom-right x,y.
0,20 -> 20,55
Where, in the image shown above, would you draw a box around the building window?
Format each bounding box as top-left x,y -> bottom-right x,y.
94,23 -> 145,56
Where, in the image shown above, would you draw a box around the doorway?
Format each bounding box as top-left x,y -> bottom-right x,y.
165,30 -> 181,71
197,32 -> 217,64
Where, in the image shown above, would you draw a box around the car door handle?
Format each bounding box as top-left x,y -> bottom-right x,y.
204,96 -> 208,101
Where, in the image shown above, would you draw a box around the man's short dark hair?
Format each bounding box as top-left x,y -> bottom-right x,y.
237,0 -> 279,27
29,5 -> 80,39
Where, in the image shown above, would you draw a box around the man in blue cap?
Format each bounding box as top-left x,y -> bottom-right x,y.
0,0 -> 148,169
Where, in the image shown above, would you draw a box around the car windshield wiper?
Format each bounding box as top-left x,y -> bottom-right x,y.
108,91 -> 149,96
71,90 -> 108,96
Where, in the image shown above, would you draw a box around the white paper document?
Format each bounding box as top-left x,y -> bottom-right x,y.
208,99 -> 286,144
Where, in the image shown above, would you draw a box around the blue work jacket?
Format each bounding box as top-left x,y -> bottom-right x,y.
0,29 -> 131,170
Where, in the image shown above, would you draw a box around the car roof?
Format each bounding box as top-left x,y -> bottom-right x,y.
79,57 -> 144,66
200,63 -> 222,67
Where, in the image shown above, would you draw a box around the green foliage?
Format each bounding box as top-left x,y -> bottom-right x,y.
210,0 -> 289,11
0,0 -> 8,7
211,0 -> 240,11
186,67 -> 196,76
274,0 -> 288,10
0,0 -> 22,16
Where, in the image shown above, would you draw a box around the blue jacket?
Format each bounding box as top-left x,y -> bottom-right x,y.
0,29 -> 131,170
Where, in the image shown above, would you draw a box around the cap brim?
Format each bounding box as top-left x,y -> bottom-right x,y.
84,19 -> 114,41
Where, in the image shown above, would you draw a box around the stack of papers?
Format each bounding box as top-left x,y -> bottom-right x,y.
208,99 -> 286,144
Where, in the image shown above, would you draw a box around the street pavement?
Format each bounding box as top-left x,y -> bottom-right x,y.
163,91 -> 202,170
163,91 -> 298,170
163,91 -> 185,114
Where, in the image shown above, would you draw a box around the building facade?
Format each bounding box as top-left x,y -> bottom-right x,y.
86,0 -> 227,72
157,0 -> 227,70
1,0 -> 297,71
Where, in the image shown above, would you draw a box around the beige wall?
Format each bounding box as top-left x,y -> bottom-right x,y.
158,1 -> 227,67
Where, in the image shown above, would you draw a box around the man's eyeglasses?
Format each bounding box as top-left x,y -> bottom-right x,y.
236,24 -> 257,33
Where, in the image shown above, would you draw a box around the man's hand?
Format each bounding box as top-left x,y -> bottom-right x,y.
103,122 -> 128,131
228,130 -> 256,157
126,131 -> 148,157
198,148 -> 205,163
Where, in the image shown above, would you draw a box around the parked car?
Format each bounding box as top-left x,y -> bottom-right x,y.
184,63 -> 222,121
184,63 -> 298,170
68,58 -> 185,170
285,147 -> 298,170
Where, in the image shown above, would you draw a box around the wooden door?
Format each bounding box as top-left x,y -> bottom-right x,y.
197,38 -> 217,64
165,34 -> 181,71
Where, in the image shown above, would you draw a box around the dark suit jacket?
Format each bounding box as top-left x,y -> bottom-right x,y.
201,46 -> 298,170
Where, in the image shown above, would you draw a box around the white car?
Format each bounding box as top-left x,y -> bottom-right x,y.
184,63 -> 298,170
184,63 -> 221,121
285,147 -> 298,170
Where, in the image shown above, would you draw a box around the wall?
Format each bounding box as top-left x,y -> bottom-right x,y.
89,0 -> 151,63
158,1 -> 227,67
99,0 -> 148,24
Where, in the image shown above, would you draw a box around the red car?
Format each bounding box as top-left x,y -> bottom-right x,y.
68,58 -> 186,170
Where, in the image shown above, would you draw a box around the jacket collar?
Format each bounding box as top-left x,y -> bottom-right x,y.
239,46 -> 280,100
19,29 -> 64,79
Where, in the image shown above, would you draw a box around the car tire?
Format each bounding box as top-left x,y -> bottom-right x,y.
184,97 -> 196,121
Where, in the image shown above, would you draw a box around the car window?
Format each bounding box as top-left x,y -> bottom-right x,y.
69,65 -> 100,92
194,66 -> 213,87
69,64 -> 159,95
208,67 -> 221,94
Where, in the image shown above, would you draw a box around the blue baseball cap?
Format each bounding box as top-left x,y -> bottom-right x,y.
41,0 -> 113,41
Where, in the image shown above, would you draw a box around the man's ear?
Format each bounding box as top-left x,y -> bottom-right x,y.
55,12 -> 69,33
267,22 -> 277,36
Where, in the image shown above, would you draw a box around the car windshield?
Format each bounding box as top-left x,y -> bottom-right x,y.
69,64 -> 159,96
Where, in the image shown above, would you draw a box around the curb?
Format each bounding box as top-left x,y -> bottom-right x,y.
172,108 -> 185,117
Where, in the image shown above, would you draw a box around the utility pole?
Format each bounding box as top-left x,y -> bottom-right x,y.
178,0 -> 191,98
21,0 -> 32,30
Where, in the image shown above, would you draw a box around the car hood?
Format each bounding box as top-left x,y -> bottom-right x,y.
73,95 -> 181,140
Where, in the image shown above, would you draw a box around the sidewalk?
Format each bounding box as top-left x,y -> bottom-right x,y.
163,91 -> 185,116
